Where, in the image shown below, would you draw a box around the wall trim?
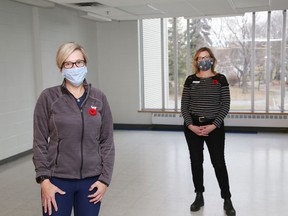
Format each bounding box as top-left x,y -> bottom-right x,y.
114,123 -> 288,133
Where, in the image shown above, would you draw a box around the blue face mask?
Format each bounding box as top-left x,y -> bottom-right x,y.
62,66 -> 88,87
197,59 -> 213,71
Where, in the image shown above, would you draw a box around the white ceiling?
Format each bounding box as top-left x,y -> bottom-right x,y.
12,0 -> 288,21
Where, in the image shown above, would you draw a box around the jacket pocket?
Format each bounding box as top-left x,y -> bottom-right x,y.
55,139 -> 62,166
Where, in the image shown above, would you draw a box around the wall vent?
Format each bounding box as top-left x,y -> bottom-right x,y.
71,2 -> 104,7
225,113 -> 288,128
226,113 -> 288,120
152,113 -> 183,125
152,113 -> 288,128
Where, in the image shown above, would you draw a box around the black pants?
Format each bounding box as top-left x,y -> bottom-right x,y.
184,123 -> 231,199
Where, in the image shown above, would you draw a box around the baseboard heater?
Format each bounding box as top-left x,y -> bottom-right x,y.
152,113 -> 288,128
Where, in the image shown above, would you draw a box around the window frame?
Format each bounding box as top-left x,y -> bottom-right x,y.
139,10 -> 288,114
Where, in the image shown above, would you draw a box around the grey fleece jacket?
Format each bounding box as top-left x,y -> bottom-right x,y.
33,80 -> 115,185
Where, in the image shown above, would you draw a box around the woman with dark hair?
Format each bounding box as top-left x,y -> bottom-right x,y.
181,47 -> 236,216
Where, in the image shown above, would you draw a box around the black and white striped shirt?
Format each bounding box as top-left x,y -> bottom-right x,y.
181,73 -> 230,128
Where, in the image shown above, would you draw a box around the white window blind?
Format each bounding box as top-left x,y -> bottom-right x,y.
142,19 -> 163,109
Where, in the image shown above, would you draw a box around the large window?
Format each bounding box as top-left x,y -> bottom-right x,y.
139,10 -> 288,113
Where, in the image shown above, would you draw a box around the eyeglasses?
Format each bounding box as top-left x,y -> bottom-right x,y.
197,56 -> 211,62
62,60 -> 86,69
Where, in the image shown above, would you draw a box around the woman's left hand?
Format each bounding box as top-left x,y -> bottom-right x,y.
200,124 -> 216,136
88,181 -> 108,204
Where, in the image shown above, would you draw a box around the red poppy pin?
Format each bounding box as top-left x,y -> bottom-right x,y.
88,106 -> 97,116
212,79 -> 219,84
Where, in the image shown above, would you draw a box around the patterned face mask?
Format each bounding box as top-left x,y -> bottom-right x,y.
197,59 -> 213,71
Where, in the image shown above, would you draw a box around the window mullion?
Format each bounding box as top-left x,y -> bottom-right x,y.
161,18 -> 165,110
251,12 -> 256,112
266,11 -> 271,112
139,20 -> 145,110
281,10 -> 287,112
186,19 -> 191,76
173,18 -> 179,111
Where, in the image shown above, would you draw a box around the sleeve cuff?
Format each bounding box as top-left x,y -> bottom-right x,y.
98,180 -> 109,187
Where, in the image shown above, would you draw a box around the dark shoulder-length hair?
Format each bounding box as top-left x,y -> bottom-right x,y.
192,47 -> 217,74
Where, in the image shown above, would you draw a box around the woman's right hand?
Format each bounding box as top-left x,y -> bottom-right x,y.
41,180 -> 66,215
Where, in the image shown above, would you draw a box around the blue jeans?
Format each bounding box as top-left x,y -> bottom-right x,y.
184,123 -> 231,199
42,176 -> 101,216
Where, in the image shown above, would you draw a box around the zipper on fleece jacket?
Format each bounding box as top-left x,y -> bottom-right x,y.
80,108 -> 84,179
62,84 -> 88,179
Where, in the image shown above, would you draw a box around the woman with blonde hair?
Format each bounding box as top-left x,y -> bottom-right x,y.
33,42 -> 115,216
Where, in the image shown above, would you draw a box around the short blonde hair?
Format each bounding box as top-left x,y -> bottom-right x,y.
56,42 -> 88,69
